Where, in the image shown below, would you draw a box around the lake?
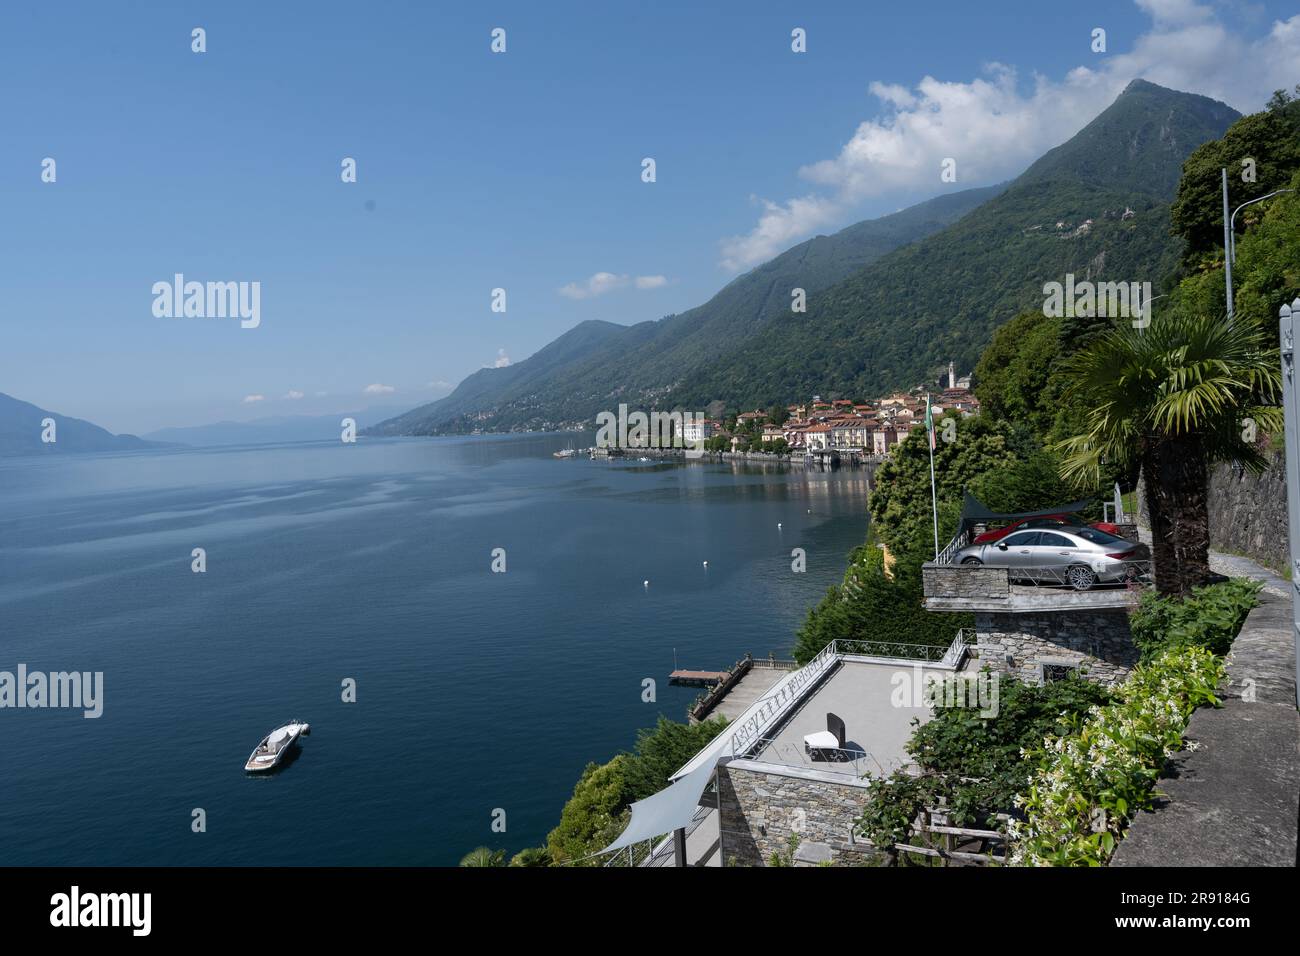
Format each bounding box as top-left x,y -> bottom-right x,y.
0,433 -> 870,865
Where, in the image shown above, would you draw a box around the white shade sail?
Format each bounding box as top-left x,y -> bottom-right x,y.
601,751 -> 724,854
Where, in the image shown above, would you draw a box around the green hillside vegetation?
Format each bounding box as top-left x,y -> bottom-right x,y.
676,82 -> 1238,410
790,83 -> 1268,681
1170,86 -> 1300,267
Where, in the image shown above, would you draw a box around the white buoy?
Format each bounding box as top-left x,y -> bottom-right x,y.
778,523 -> 783,530
643,580 -> 649,588
702,561 -> 708,568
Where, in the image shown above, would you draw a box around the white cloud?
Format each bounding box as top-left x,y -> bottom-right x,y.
428,379 -> 452,390
242,394 -> 265,404
284,390 -> 304,400
1135,0 -> 1213,28
720,195 -> 842,273
363,383 -> 396,395
719,1 -> 1300,271
559,272 -> 626,299
492,349 -> 511,368
558,272 -> 670,299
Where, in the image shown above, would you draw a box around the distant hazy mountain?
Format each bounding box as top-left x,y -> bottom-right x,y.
370,183 -> 1005,436
143,405 -> 413,447
0,392 -> 161,456
375,80 -> 1239,435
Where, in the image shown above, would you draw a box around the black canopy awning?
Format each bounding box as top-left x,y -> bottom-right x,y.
958,492 -> 1093,535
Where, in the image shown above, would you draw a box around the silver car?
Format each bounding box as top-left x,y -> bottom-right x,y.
952,527 -> 1150,590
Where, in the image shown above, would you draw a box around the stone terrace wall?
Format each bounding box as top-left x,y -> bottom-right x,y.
1206,452 -> 1288,574
974,609 -> 1139,685
718,764 -> 875,867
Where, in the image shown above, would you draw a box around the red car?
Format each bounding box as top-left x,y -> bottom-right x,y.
972,513 -> 1120,545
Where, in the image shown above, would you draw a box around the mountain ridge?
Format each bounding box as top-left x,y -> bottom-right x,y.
0,392 -> 164,456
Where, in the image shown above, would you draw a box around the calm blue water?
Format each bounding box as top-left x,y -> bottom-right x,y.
0,433 -> 869,865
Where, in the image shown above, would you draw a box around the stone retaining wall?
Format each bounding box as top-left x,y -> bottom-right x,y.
717,764 -> 875,867
974,609 -> 1139,685
922,564 -> 1009,600
1206,453 -> 1288,574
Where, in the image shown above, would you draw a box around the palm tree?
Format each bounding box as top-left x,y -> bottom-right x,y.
458,846 -> 506,867
509,846 -> 552,867
1054,310 -> 1280,597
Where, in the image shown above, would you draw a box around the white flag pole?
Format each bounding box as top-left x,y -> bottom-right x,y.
927,394 -> 939,560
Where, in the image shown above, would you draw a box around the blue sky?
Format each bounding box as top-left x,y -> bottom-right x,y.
2,0 -> 1296,433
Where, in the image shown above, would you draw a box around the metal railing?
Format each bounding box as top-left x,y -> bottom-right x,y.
744,733 -> 887,778
932,553 -> 1153,591
728,640 -> 840,756
943,629 -> 970,667
935,528 -> 970,567
1001,560 -> 1152,590
834,637 -> 963,663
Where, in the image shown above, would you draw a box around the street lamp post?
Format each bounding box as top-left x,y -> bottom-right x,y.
1136,293 -> 1168,332
1278,297 -> 1300,709
1230,188 -> 1296,264
1221,165 -> 1295,323
1222,169 -> 1232,321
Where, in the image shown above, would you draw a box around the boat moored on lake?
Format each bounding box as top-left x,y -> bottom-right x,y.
245,721 -> 310,773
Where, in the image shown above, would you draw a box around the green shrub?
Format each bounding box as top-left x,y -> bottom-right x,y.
1007,645 -> 1226,866
1130,578 -> 1261,662
508,846 -> 552,867
543,715 -> 729,865
546,756 -> 631,866
791,546 -> 966,664
857,674 -> 1112,847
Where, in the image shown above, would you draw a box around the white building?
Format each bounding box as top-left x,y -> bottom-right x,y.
682,419 -> 717,444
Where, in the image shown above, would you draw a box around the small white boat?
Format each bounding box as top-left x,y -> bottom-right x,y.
553,448 -> 577,459
245,721 -> 310,773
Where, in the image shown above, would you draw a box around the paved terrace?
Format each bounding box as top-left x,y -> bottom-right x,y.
1112,548 -> 1299,867
747,657 -> 971,778
641,655 -> 968,866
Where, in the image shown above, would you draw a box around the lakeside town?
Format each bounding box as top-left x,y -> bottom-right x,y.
583,361 -> 979,461
710,361 -> 978,457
